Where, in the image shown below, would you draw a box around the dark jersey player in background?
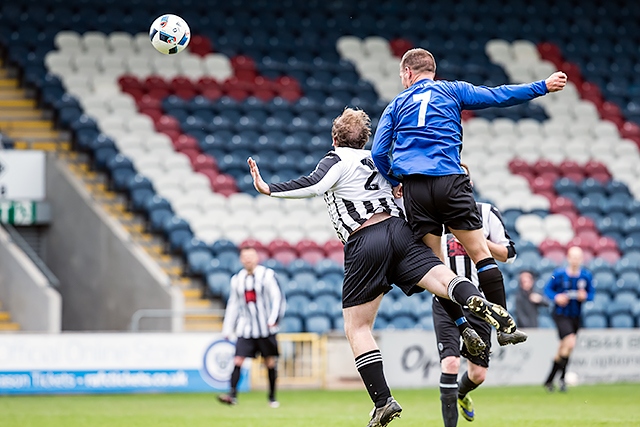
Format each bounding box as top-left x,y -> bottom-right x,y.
372,48 -> 567,345
543,246 -> 594,392
433,164 -> 516,427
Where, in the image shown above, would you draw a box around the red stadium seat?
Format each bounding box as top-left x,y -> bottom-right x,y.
163,129 -> 182,144
531,175 -> 555,194
620,121 -> 640,139
558,160 -> 583,178
595,248 -> 620,264
390,38 -> 413,57
296,240 -> 326,265
562,172 -> 584,183
539,239 -> 564,255
509,158 -> 534,175
595,236 -> 618,252
173,134 -> 199,151
239,239 -> 270,261
155,115 -> 181,133
179,148 -> 201,164
136,94 -> 162,110
536,42 -> 562,66
201,87 -> 224,100
211,174 -> 238,194
544,248 -> 566,264
253,88 -> 275,102
144,75 -> 169,91
146,87 -> 171,100
193,154 -> 218,172
532,159 -> 558,176
118,74 -> 142,91
231,55 -> 256,71
268,239 -> 298,265
560,62 -> 583,86
188,35 -> 213,57
574,216 -> 596,234
550,196 -> 575,214
198,169 -> 219,187
584,160 -> 609,178
140,108 -> 163,122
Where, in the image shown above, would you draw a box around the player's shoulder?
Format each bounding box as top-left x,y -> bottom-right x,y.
552,267 -> 566,277
581,268 -> 593,279
322,149 -> 343,161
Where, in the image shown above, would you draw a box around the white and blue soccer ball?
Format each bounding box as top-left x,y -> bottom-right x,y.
149,14 -> 191,55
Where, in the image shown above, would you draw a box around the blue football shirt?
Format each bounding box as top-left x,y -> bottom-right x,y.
372,78 -> 548,186
544,267 -> 595,318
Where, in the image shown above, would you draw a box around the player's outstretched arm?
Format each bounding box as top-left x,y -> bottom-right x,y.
247,157 -> 271,195
545,71 -> 568,92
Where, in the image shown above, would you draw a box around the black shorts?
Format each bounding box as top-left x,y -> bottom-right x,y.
552,314 -> 581,339
235,335 -> 279,358
342,216 -> 442,308
403,174 -> 482,238
432,296 -> 492,368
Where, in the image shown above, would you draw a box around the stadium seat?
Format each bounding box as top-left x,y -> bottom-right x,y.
609,313 -> 635,328
583,313 -> 608,328
280,316 -> 304,333
305,315 -> 332,334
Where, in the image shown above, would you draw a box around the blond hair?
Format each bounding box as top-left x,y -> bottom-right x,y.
331,108 -> 371,149
400,48 -> 437,75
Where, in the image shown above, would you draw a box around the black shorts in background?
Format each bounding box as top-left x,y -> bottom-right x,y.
552,313 -> 581,339
235,334 -> 279,358
342,216 -> 442,308
403,174 -> 482,239
432,296 -> 492,368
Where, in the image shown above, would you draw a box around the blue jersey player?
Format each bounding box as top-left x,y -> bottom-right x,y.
372,48 -> 567,345
543,246 -> 594,392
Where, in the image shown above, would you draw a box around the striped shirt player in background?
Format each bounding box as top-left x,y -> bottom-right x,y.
372,48 -> 567,346
248,108 -> 516,427
543,246 -> 594,392
433,164 -> 516,427
218,246 -> 286,408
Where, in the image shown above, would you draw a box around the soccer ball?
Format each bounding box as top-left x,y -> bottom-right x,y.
149,14 -> 190,55
564,371 -> 579,386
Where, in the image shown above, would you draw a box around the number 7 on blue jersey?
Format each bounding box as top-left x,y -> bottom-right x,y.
413,91 -> 431,127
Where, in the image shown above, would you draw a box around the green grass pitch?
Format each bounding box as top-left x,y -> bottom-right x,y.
1,383 -> 638,427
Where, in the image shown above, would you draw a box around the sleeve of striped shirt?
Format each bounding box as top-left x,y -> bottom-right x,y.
221,274 -> 240,337
268,152 -> 343,198
264,269 -> 285,326
486,204 -> 517,263
371,104 -> 401,187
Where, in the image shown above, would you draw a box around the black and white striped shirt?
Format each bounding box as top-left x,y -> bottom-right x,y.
442,202 -> 517,287
222,265 -> 285,339
268,147 -> 404,243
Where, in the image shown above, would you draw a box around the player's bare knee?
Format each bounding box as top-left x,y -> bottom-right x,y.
441,356 -> 460,374
468,365 -> 487,385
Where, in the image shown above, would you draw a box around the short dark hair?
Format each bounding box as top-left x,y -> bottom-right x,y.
331,108 -> 371,149
239,245 -> 257,254
400,48 -> 436,75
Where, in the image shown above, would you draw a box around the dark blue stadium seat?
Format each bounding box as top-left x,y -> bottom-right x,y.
538,315 -> 555,329
388,315 -> 418,330
305,314 -> 332,334
280,316 -> 304,333
583,313 -> 608,328
609,313 -> 635,328
286,294 -> 311,318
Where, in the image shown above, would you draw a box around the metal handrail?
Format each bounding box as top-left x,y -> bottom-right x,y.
129,308 -> 226,332
1,223 -> 60,288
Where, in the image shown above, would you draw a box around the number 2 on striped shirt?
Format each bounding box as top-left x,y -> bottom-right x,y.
413,91 -> 431,127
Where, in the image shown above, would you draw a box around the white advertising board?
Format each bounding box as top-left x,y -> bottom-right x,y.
378,329 -> 640,388
0,333 -> 249,395
0,150 -> 46,201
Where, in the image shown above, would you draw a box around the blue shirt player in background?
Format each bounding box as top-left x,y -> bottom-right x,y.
543,246 -> 594,392
372,48 -> 567,345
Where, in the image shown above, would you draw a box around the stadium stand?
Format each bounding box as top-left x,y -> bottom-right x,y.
1,0 -> 639,331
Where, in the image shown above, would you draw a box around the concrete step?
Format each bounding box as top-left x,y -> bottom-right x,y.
5,129 -> 61,139
183,321 -> 222,332
185,299 -> 213,309
0,87 -> 26,98
0,322 -> 20,331
182,288 -> 202,299
0,119 -> 53,130
0,109 -> 43,119
0,78 -> 19,88
0,99 -> 36,108
184,312 -> 222,323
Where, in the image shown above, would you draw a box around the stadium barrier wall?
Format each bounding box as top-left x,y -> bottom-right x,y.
43,155 -> 183,331
376,328 -> 640,388
0,333 -> 248,395
0,225 -> 61,332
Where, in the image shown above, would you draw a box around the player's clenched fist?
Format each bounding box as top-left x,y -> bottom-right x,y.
545,71 -> 568,92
